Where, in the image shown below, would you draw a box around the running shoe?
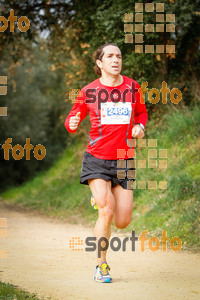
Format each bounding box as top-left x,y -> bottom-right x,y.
91,195 -> 98,210
94,261 -> 112,283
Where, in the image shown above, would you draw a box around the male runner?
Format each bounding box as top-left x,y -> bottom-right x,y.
65,43 -> 148,283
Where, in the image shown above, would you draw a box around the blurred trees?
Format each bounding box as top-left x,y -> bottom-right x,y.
0,39 -> 69,190
71,0 -> 200,105
0,0 -> 75,60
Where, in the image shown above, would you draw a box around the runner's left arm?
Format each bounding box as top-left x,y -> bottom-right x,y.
133,82 -> 148,129
64,89 -> 88,133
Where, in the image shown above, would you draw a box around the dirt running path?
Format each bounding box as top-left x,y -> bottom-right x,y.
0,202 -> 200,300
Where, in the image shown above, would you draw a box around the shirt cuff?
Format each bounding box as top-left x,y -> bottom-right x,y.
135,123 -> 144,130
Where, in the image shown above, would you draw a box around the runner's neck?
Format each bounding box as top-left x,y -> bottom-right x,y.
99,74 -> 123,87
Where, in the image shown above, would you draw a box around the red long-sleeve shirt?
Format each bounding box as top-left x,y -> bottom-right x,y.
65,75 -> 148,159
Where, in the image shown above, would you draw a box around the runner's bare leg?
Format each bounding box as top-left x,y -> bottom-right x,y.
111,184 -> 133,229
88,178 -> 115,265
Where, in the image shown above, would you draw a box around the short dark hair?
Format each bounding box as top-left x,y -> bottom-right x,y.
93,43 -> 120,75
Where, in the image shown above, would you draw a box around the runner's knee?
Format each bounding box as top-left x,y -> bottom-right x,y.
100,204 -> 114,222
97,193 -> 115,223
114,216 -> 132,229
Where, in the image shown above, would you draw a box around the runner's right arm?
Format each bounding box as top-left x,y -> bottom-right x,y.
64,89 -> 88,133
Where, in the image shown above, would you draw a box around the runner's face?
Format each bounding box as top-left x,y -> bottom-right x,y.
97,45 -> 122,76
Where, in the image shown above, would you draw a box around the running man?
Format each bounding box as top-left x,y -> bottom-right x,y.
65,43 -> 148,283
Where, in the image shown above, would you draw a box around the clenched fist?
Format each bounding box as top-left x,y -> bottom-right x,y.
132,124 -> 144,139
69,112 -> 81,131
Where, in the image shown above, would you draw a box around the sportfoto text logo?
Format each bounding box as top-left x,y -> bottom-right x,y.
0,9 -> 30,32
69,230 -> 182,258
1,138 -> 46,160
69,81 -> 182,106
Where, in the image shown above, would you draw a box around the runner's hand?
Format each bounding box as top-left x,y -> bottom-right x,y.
132,125 -> 144,139
69,112 -> 81,131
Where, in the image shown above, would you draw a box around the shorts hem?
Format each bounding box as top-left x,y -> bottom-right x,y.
80,176 -> 135,190
80,175 -> 111,186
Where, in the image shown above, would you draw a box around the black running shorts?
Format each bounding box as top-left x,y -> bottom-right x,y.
80,151 -> 136,190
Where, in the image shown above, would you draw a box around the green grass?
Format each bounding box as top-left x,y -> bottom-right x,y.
0,140 -> 92,222
0,281 -> 45,299
1,104 -> 200,248
127,104 -> 200,248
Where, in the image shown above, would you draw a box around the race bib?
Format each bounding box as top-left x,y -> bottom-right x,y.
101,102 -> 132,124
